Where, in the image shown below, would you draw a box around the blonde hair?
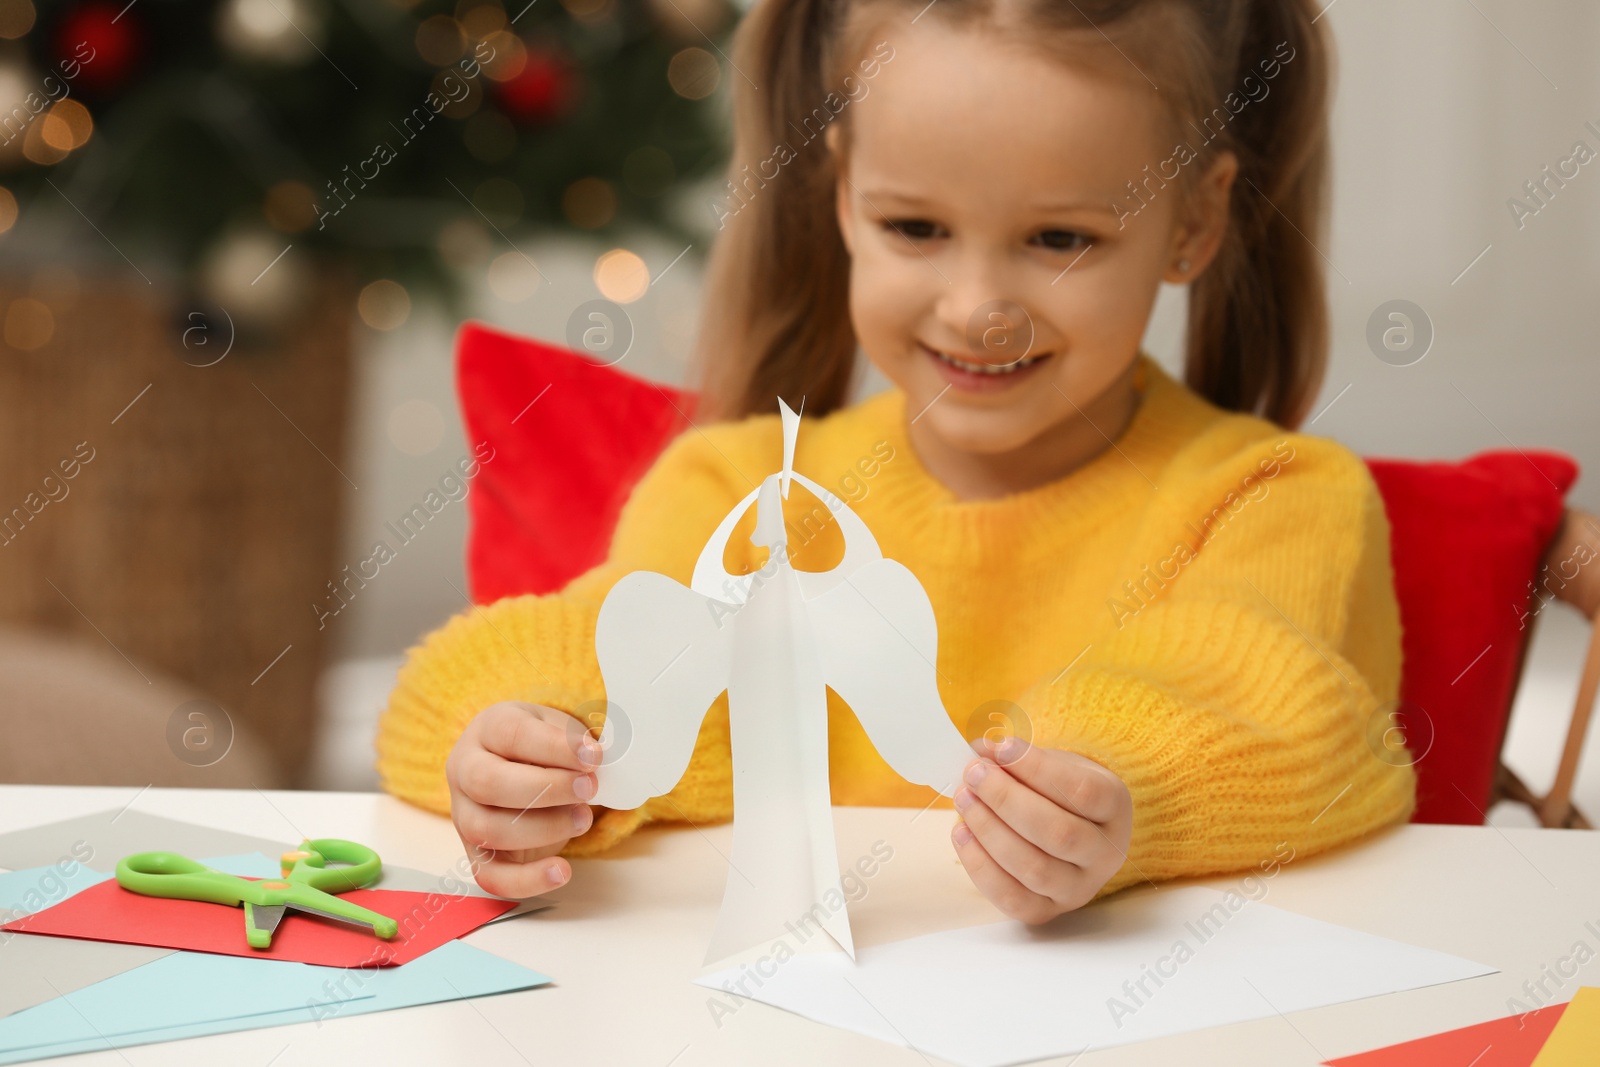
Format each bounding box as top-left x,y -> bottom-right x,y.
694,0 -> 1334,429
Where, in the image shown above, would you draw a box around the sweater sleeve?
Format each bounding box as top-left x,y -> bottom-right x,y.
375,423 -> 762,854
1016,433 -> 1416,899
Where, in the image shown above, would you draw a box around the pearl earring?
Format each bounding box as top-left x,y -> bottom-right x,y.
1177,257 -> 1191,274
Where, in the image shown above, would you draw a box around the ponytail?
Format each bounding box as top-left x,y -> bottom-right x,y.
1183,0 -> 1332,429
694,0 -> 859,424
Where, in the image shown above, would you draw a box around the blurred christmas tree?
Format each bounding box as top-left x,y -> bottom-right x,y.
0,0 -> 741,785
0,0 -> 732,328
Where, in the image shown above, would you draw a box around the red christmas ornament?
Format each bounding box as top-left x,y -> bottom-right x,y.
497,47 -> 578,125
55,2 -> 142,93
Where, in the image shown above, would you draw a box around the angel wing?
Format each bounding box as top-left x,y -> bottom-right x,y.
805,557 -> 974,797
590,571 -> 734,811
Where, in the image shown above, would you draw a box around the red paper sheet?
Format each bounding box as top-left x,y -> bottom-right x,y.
1323,1003 -> 1569,1067
0,880 -> 516,968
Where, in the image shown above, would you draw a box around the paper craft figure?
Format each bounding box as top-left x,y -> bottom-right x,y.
591,398 -> 974,963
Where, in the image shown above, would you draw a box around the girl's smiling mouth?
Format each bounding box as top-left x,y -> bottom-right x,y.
921,342 -> 1053,391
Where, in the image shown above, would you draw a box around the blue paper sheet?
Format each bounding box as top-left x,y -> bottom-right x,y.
0,853 -> 553,1062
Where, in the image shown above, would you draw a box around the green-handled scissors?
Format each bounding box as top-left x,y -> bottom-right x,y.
115,838 -> 399,949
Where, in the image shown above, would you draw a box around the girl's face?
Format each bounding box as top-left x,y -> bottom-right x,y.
833,18 -> 1235,467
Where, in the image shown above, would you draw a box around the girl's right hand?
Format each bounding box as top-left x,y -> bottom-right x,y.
444,701 -> 601,898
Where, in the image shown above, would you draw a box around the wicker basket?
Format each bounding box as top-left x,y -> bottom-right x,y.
0,270 -> 356,786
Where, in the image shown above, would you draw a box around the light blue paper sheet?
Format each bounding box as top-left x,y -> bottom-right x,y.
0,951 -> 378,1056
0,863 -> 111,920
0,940 -> 547,1063
0,939 -> 549,1063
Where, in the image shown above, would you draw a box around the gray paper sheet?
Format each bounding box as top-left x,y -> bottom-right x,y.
0,935 -> 172,1019
0,810 -> 287,874
0,856 -> 176,1019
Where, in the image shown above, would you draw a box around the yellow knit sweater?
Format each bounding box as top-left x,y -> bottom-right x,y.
376,354 -> 1416,899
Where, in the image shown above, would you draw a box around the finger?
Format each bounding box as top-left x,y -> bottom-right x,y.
951,818 -> 1059,924
454,796 -> 593,853
961,757 -> 1098,866
459,838 -> 561,884
471,847 -> 572,899
974,738 -> 1124,825
955,787 -> 1082,900
477,702 -> 602,772
457,750 -> 596,809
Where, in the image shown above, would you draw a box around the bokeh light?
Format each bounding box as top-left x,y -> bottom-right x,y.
559,0 -> 613,23
264,180 -> 318,232
40,99 -> 93,153
486,250 -> 541,302
0,0 -> 34,39
5,296 -> 53,350
477,30 -> 527,81
357,279 -> 411,330
562,177 -> 615,229
457,0 -> 506,37
668,47 -> 719,100
415,15 -> 465,65
593,248 -> 649,304
437,217 -> 493,268
386,398 -> 445,455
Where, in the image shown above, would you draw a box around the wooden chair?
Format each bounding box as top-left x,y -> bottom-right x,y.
1494,508 -> 1600,828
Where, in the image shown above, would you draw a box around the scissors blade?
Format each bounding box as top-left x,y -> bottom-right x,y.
248,904 -> 286,940
285,902 -> 384,933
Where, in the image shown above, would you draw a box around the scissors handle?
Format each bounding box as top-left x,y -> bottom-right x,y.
283,838 -> 382,893
116,852 -> 256,906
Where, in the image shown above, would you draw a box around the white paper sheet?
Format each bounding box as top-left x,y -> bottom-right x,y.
694,886 -> 1497,1067
592,399 -> 973,964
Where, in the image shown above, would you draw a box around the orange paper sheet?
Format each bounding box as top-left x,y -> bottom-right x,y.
1530,987 -> 1600,1066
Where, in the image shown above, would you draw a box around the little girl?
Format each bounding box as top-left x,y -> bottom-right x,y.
377,0 -> 1416,921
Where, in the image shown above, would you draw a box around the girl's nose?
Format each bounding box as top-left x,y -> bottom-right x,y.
934,255 -> 1033,360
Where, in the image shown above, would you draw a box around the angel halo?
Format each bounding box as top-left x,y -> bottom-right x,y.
589,398 -> 973,964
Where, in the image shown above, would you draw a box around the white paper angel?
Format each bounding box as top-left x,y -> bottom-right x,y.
590,398 -> 973,963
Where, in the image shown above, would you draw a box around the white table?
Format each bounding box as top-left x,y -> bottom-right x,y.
2,785 -> 1596,1066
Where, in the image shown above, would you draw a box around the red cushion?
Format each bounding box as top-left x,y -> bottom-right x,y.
457,325 -> 1580,826
456,321 -> 696,602
1367,451 -> 1577,824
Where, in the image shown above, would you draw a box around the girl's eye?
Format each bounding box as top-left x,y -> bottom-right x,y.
1033,229 -> 1091,251
883,218 -> 943,241
879,219 -> 1092,250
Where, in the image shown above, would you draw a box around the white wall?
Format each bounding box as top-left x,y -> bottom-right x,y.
1145,0 -> 1600,504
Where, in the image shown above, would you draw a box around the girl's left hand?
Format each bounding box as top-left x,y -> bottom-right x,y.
953,737 -> 1133,923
